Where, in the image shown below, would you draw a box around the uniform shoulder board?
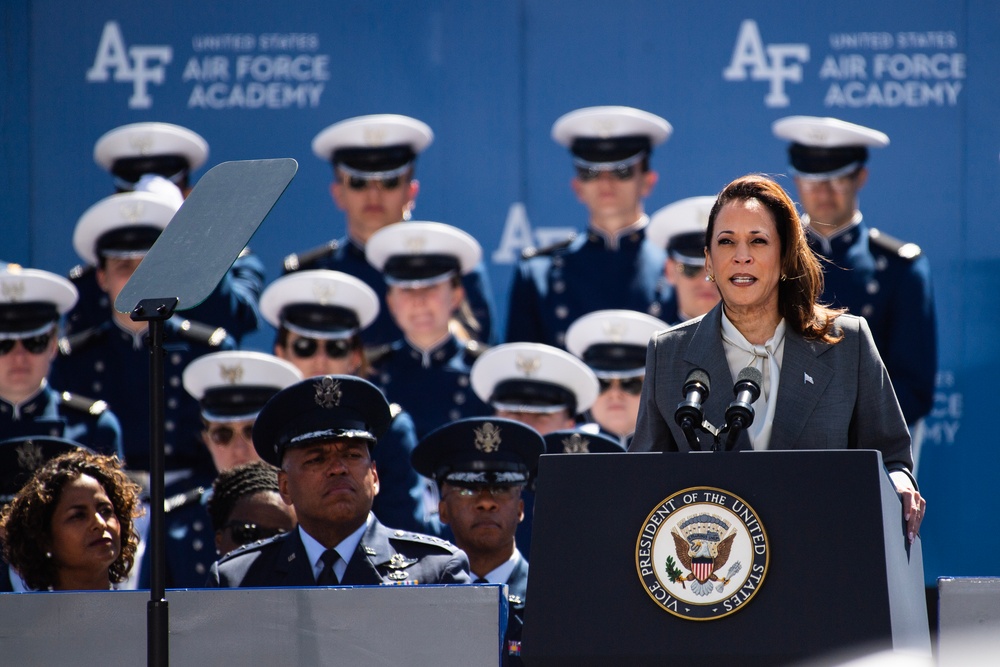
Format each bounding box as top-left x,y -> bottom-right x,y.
164,486 -> 205,513
58,325 -> 108,356
68,263 -> 95,281
365,342 -> 394,366
59,391 -> 109,417
389,529 -> 460,553
389,402 -> 403,419
173,317 -> 230,347
520,233 -> 577,260
868,228 -> 922,260
462,339 -> 488,361
283,239 -> 340,273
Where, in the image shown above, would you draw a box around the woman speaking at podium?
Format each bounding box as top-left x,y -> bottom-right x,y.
629,174 -> 925,542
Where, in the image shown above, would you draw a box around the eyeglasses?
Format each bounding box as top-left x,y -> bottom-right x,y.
575,163 -> 638,182
677,263 -> 706,279
0,332 -> 53,356
598,377 -> 644,395
223,521 -> 287,546
207,424 -> 254,446
796,172 -> 859,193
449,485 -> 524,500
289,336 -> 352,359
342,175 -> 403,191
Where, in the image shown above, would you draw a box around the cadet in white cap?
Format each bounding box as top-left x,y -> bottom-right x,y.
470,341 -> 599,557
647,196 -> 721,323
565,309 -> 667,449
282,114 -> 497,349
259,269 -> 435,535
69,122 -> 264,345
366,222 -> 492,438
0,265 -> 122,457
140,351 -> 302,588
50,191 -> 235,476
773,115 -> 936,460
506,105 -> 673,347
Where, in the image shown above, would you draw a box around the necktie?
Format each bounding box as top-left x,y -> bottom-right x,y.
316,549 -> 340,586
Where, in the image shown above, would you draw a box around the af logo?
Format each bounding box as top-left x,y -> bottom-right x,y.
723,19 -> 810,108
86,21 -> 173,109
636,486 -> 768,620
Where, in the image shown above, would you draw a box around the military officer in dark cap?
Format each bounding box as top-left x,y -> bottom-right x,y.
469,342 -> 599,556
412,417 -> 544,666
773,115 -> 936,469
50,190 -> 235,475
0,265 -> 122,456
506,105 -> 673,347
282,114 -> 497,348
366,221 -> 492,438
261,269 -> 434,535
66,122 -> 264,345
136,351 -> 302,587
543,428 -> 625,454
0,435 -> 93,591
565,309 -> 667,449
207,375 -> 471,588
646,196 -> 721,324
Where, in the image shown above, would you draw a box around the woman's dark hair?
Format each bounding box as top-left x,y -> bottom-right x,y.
706,174 -> 843,343
0,451 -> 142,591
208,460 -> 282,532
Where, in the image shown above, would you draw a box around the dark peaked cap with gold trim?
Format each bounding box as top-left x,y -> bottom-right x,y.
0,436 -> 92,502
543,429 -> 625,454
411,417 -> 545,487
252,375 -> 392,466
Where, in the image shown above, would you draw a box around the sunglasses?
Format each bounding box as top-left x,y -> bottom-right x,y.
598,377 -> 644,395
224,521 -> 287,546
677,263 -> 706,279
207,424 -> 254,446
342,175 -> 403,191
575,163 -> 638,182
0,332 -> 52,356
289,336 -> 352,359
450,485 -> 523,500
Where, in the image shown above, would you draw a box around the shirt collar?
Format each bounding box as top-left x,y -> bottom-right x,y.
299,513 -> 372,575
478,549 -> 522,584
803,210 -> 863,255
587,214 -> 648,250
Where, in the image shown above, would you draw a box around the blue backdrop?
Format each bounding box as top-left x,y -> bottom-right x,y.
3,0 -> 998,585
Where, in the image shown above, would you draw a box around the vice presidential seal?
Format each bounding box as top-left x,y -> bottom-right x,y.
635,486 -> 769,621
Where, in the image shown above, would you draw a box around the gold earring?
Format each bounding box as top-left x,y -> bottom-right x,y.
705,274 -> 715,283
780,273 -> 787,282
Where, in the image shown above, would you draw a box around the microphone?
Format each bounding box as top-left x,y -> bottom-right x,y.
724,366 -> 762,450
675,368 -> 710,450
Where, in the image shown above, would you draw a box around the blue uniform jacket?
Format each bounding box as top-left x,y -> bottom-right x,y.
504,551 -> 529,667
805,218 -> 936,424
65,250 -> 264,345
372,336 -> 491,440
371,408 -> 440,536
206,517 -> 470,587
284,236 -> 498,347
505,225 -> 671,347
50,318 -> 235,473
0,385 -> 123,456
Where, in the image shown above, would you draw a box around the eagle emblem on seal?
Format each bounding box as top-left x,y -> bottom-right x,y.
666,513 -> 742,597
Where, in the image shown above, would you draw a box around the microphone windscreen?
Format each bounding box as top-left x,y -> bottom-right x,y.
686,368 -> 710,390
737,365 -> 763,386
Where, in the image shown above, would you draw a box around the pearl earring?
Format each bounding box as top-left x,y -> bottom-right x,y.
705,274 -> 716,283
45,551 -> 52,559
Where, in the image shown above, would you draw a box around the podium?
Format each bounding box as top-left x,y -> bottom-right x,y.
522,450 -> 929,666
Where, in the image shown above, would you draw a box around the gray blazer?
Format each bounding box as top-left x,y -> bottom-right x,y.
629,303 -> 914,476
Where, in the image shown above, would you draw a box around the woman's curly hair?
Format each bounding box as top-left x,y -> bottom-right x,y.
0,450 -> 142,591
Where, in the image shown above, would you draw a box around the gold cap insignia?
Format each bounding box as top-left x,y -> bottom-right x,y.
602,321 -> 627,342
16,442 -> 44,472
312,280 -> 336,305
404,235 -> 426,252
474,422 -> 501,453
363,127 -> 388,147
118,200 -> 145,224
1,280 -> 26,303
515,355 -> 540,378
218,363 -> 244,385
129,133 -> 155,155
561,433 -> 590,453
314,376 -> 342,409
